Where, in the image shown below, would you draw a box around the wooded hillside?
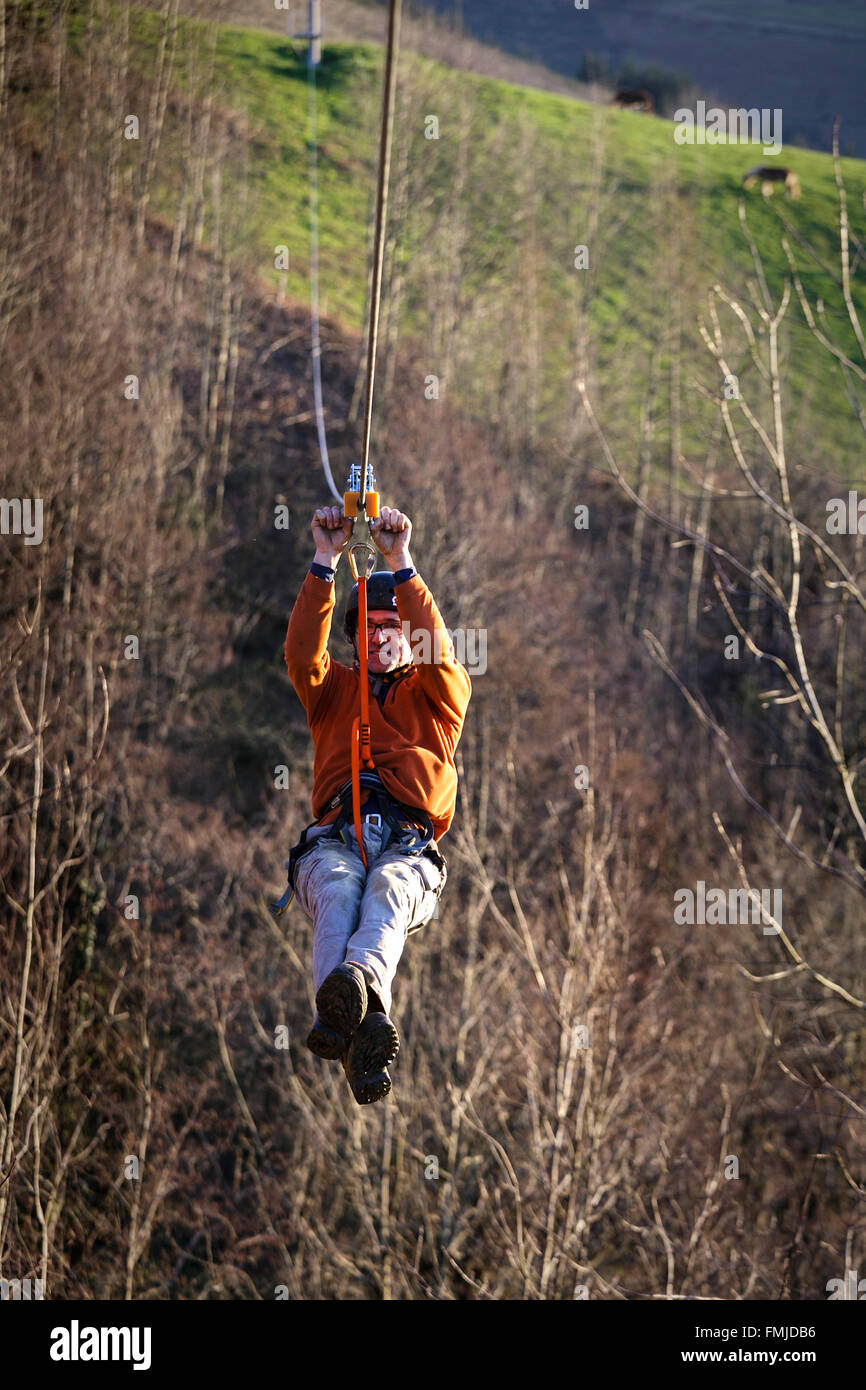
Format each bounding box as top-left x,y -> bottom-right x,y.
1,2 -> 864,1301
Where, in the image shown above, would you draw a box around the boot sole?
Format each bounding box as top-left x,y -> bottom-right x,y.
306,1020 -> 350,1060
315,967 -> 367,1043
355,1069 -> 392,1105
345,1016 -> 400,1106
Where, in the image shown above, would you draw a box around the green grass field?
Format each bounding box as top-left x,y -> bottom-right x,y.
68,7 -> 866,479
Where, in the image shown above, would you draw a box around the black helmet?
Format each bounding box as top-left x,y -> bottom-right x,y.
343,570 -> 398,642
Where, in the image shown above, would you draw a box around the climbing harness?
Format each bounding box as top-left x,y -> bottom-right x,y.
272,0 -> 427,918
269,773 -> 443,918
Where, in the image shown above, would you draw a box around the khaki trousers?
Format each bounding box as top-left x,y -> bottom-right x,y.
293,819 -> 444,1016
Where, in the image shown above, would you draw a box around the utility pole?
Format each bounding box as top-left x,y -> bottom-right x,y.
293,0 -> 322,67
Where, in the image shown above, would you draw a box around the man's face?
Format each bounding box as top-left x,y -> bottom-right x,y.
354,609 -> 411,673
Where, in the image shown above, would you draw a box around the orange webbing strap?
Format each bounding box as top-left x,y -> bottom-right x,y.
357,570 -> 374,771
350,717 -> 367,871
350,573 -> 377,871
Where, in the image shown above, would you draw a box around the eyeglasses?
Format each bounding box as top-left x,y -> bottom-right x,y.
365,621 -> 403,637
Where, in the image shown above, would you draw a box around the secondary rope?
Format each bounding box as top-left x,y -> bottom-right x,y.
303,0 -> 403,508
306,27 -> 342,504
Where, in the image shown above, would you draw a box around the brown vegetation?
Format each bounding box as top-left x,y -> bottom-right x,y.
0,4 -> 863,1301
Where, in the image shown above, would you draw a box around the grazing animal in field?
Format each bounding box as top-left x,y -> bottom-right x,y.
742,165 -> 801,199
612,88 -> 654,114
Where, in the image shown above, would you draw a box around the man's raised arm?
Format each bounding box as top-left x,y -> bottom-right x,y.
285,506 -> 354,721
370,507 -> 472,736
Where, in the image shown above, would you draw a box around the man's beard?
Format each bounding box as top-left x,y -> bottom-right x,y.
357,633 -> 406,669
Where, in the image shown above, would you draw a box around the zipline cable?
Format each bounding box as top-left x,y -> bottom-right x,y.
348,0 -> 403,867
272,0 -> 406,909
299,0 -> 404,872
359,0 -> 402,508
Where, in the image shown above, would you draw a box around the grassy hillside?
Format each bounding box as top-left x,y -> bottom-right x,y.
75,7 -> 866,484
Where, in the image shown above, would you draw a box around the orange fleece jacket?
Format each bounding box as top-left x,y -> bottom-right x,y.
285,571 -> 472,842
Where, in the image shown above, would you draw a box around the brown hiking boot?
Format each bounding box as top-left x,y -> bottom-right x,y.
306,962 -> 369,1059
341,1011 -> 400,1105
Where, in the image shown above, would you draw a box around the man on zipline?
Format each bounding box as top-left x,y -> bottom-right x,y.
283,503 -> 472,1105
